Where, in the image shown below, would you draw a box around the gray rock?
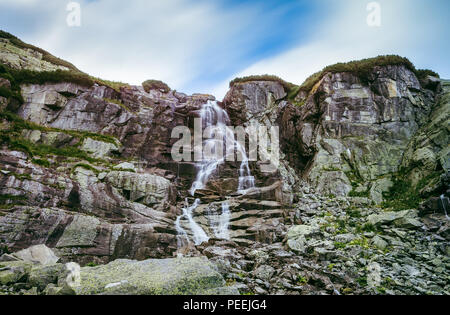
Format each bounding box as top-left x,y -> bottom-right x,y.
75,257 -> 238,295
253,265 -> 275,281
12,245 -> 60,265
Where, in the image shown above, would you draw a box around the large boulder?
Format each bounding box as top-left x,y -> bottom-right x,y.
367,210 -> 422,229
74,256 -> 238,295
10,244 -> 60,265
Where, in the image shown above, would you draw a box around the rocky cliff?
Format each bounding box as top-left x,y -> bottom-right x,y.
0,31 -> 448,295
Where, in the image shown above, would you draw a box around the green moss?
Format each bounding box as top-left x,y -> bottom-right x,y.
85,262 -> 99,267
0,132 -> 101,163
0,194 -> 27,205
348,189 -> 370,198
334,242 -> 347,249
357,277 -> 368,287
346,208 -> 362,218
8,171 -> 32,181
381,171 -> 426,211
0,110 -> 118,145
32,158 -> 51,168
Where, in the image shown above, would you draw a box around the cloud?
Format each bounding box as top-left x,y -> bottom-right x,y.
211,0 -> 450,99
1,0 -> 309,95
1,0 -> 448,99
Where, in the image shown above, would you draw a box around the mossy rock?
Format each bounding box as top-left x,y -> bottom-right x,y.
75,257 -> 238,295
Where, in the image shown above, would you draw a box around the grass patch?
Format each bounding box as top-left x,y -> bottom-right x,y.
0,110 -> 118,145
229,75 -> 301,102
104,98 -> 131,112
380,170 -> 432,211
72,163 -> 100,174
230,74 -> 296,91
0,194 -> 27,204
297,274 -> 308,284
142,80 -> 170,93
0,134 -> 100,163
7,67 -> 94,87
93,77 -> 130,93
348,189 -> 370,198
32,158 -> 51,168
0,30 -> 80,71
85,262 -> 99,267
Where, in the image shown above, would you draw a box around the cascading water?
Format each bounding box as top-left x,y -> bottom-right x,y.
211,202 -> 231,240
175,100 -> 255,248
440,194 -> 449,220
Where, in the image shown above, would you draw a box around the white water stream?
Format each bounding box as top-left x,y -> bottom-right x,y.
176,101 -> 255,247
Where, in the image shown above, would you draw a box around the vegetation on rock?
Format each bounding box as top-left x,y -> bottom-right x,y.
142,79 -> 171,93
298,55 -> 440,95
0,30 -> 80,72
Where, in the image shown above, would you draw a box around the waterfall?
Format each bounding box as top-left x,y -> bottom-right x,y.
176,100 -> 255,247
440,194 -> 449,220
212,202 -> 231,240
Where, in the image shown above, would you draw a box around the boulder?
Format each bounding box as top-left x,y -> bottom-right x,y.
0,261 -> 33,285
74,257 -> 238,295
11,244 -> 60,265
367,210 -> 422,229
29,263 -> 66,291
286,225 -> 318,253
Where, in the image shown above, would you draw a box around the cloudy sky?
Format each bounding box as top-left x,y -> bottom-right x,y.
0,0 -> 449,99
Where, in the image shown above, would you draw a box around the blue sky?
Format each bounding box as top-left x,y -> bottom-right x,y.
0,0 -> 449,99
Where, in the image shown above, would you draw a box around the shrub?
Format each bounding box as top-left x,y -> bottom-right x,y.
142,80 -> 170,93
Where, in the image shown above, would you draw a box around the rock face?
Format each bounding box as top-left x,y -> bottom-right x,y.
0,34 -> 449,295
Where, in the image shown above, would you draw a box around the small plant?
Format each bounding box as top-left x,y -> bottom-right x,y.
334,242 -> 347,249
297,275 -> 308,284
356,276 -> 367,287
85,262 -> 98,267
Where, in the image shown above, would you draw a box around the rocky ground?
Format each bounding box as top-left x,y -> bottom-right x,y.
0,32 -> 448,295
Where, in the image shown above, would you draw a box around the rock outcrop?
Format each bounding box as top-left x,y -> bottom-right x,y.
0,32 -> 448,295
